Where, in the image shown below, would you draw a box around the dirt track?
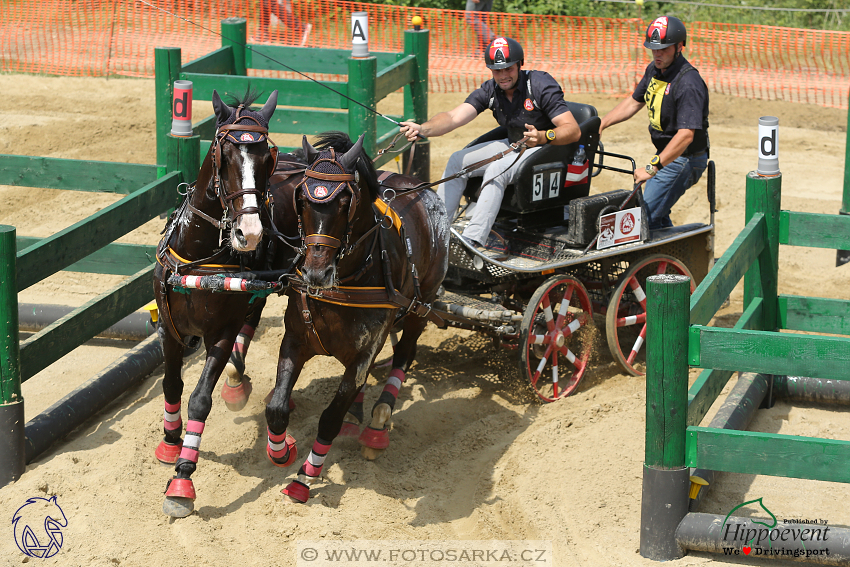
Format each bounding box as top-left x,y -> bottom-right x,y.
1,74 -> 849,567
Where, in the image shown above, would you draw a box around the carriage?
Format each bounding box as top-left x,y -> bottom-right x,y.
428,101 -> 716,401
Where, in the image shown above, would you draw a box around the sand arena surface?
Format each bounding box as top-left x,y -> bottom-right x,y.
1,74 -> 849,567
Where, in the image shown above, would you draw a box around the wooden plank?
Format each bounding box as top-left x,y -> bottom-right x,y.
181,46 -> 235,75
779,294 -> 850,336
192,114 -> 217,141
246,45 -> 400,74
687,298 -> 763,425
16,237 -> 155,275
375,55 -> 416,100
690,214 -> 764,326
695,325 -> 850,381
182,73 -> 347,109
0,155 -> 157,193
269,109 -> 348,135
15,173 -> 179,291
20,265 -> 155,382
780,210 -> 850,250
686,426 -> 850,483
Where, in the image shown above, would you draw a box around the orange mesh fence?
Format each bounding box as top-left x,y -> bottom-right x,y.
1,0 -> 848,108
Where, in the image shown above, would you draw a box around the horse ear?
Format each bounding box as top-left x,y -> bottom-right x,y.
302,135 -> 320,164
260,90 -> 278,122
212,90 -> 232,124
339,133 -> 365,172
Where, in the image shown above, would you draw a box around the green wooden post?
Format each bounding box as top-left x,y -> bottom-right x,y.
837,85 -> 850,266
744,171 -> 782,331
641,273 -> 691,561
166,134 -> 201,208
155,47 -> 182,178
348,56 -> 377,157
404,26 -> 430,181
221,17 -> 247,77
0,225 -> 25,487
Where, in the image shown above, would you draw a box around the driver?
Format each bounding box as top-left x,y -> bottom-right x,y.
400,37 -> 580,253
599,16 -> 709,230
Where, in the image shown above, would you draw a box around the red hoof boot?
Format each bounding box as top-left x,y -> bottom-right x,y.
281,480 -> 310,503
339,421 -> 360,438
155,439 -> 183,464
359,426 -> 389,450
164,477 -> 196,500
221,377 -> 252,411
267,435 -> 298,468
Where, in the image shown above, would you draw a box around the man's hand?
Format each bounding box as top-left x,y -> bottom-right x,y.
524,123 -> 543,147
634,166 -> 655,184
399,121 -> 422,142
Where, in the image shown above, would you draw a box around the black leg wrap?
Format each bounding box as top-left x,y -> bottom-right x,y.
376,390 -> 397,413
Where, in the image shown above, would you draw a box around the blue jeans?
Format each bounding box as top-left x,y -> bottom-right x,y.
464,0 -> 495,48
643,152 -> 708,229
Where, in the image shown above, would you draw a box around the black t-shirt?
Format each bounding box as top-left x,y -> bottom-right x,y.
632,55 -> 709,155
465,70 -> 570,143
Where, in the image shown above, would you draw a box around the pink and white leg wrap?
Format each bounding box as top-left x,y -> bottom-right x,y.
163,401 -> 182,433
232,324 -> 255,357
383,368 -> 405,399
178,420 -> 205,463
301,440 -> 332,478
267,428 -> 294,460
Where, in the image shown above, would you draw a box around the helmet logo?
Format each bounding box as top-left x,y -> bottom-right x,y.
524,98 -> 534,111
649,16 -> 668,41
489,37 -> 509,64
314,186 -> 328,198
240,133 -> 254,142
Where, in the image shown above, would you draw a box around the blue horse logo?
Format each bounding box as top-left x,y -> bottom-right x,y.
12,496 -> 67,558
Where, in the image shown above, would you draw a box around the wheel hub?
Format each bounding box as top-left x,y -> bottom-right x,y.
554,331 -> 565,348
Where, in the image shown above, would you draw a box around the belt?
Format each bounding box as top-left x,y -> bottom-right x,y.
682,149 -> 708,159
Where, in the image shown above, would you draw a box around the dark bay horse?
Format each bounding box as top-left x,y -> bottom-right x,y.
153,89 -> 287,518
266,132 -> 449,503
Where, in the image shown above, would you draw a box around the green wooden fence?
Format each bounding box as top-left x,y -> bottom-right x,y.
154,17 -> 430,179
641,163 -> 850,561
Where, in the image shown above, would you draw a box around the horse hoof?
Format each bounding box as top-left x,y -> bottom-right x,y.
263,390 -> 296,412
155,440 -> 183,464
359,426 -> 389,450
339,421 -> 360,438
162,496 -> 195,518
361,445 -> 385,461
221,376 -> 252,412
281,480 -> 309,503
267,435 -> 298,468
224,360 -> 243,383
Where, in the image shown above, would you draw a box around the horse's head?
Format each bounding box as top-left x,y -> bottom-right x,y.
210,89 -> 279,252
295,132 -> 372,289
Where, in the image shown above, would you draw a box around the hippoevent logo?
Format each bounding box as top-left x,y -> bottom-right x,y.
12,496 -> 67,558
721,498 -> 831,559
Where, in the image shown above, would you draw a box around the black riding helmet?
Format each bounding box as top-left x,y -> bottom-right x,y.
644,16 -> 687,49
484,37 -> 524,70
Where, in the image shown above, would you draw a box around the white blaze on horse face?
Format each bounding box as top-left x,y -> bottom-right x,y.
231,145 -> 263,251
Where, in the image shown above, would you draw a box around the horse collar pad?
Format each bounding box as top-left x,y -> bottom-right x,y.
301,151 -> 355,204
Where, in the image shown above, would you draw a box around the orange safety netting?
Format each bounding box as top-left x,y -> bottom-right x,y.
1,0 -> 849,109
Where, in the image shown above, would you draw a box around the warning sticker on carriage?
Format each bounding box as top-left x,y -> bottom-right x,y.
597,206 -> 642,250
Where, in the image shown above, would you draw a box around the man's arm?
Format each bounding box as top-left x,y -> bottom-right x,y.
599,96 -> 643,134
399,103 -> 479,142
524,111 -> 580,147
633,128 -> 694,183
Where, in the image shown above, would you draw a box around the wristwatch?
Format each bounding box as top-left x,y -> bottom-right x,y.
645,164 -> 658,177
545,129 -> 556,143
650,155 -> 663,170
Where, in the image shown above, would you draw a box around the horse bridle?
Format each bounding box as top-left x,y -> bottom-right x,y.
187,107 -> 280,236
294,148 -> 361,261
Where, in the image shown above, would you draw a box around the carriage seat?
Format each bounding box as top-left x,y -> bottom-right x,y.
461,101 -> 601,230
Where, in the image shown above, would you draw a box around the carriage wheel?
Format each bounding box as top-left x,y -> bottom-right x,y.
605,254 -> 694,376
519,275 -> 594,402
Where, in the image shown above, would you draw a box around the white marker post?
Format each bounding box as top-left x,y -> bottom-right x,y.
758,116 -> 779,175
171,80 -> 193,137
351,11 -> 369,57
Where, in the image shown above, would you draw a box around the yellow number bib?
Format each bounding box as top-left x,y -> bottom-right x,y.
644,77 -> 669,132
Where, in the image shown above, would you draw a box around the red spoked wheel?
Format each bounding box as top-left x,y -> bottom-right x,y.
605,254 -> 694,376
519,275 -> 594,402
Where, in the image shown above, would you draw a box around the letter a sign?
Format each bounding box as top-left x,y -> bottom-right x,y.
351,12 -> 368,56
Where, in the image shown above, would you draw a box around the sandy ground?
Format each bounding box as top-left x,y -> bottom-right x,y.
1,74 -> 849,567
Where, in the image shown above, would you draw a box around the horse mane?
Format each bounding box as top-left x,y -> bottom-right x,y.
223,87 -> 264,109
313,131 -> 379,201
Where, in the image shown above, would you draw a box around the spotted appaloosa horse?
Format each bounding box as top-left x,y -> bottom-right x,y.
153,89 -> 284,518
264,132 -> 449,502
